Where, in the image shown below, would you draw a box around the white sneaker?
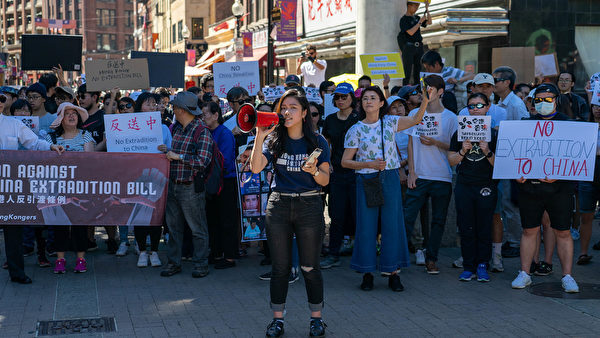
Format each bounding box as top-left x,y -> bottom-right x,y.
137,251 -> 148,267
561,274 -> 579,293
511,270 -> 532,289
452,256 -> 463,268
491,254 -> 504,272
416,249 -> 425,266
116,242 -> 128,256
149,251 -> 162,267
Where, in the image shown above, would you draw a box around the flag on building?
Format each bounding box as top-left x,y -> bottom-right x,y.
34,18 -> 48,28
48,19 -> 62,29
62,20 -> 76,29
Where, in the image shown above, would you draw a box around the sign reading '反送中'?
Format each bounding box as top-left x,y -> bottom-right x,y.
0,151 -> 169,226
493,120 -> 598,181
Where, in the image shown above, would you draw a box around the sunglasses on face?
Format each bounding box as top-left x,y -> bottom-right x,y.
333,94 -> 348,100
467,103 -> 488,110
311,112 -> 320,117
27,95 -> 42,100
0,96 -> 6,103
229,98 -> 251,105
119,103 -> 133,110
533,97 -> 556,104
494,78 -> 509,84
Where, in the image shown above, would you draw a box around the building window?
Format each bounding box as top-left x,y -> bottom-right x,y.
191,17 -> 203,39
96,9 -> 116,26
125,10 -> 133,27
66,10 -> 71,20
125,35 -> 134,50
172,24 -> 176,44
97,33 -> 117,51
177,20 -> 183,41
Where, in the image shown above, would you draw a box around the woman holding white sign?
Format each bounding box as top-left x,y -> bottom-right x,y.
448,93 -> 497,282
342,86 -> 428,292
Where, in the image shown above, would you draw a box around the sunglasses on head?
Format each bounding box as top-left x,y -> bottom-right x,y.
494,78 -> 509,84
467,103 -> 488,110
119,103 -> 133,110
333,94 -> 348,100
533,97 -> 555,104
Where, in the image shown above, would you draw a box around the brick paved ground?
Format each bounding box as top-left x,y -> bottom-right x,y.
1,227 -> 600,337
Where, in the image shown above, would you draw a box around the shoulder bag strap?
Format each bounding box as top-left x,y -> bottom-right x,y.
380,119 -> 385,172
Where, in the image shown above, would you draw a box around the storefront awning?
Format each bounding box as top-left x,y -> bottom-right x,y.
195,53 -> 225,71
225,47 -> 286,68
185,66 -> 210,77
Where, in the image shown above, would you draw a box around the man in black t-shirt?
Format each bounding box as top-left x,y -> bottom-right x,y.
77,84 -> 105,145
511,84 -> 579,293
398,0 -> 432,85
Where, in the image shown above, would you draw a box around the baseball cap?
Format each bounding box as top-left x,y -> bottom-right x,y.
0,86 -> 19,96
473,73 -> 495,86
333,83 -> 354,95
397,85 -> 418,100
386,96 -> 405,106
534,83 -> 560,97
285,75 -> 301,85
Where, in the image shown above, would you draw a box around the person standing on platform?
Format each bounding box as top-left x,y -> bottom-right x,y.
398,0 -> 432,85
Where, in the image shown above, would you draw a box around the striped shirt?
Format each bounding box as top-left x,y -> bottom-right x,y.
441,66 -> 465,93
169,118 -> 214,183
44,129 -> 95,152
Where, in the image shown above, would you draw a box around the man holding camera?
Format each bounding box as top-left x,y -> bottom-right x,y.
296,45 -> 327,87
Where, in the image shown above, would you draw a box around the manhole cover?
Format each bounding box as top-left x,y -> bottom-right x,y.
36,317 -> 116,336
528,282 -> 600,299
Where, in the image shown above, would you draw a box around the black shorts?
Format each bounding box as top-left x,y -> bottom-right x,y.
517,183 -> 574,231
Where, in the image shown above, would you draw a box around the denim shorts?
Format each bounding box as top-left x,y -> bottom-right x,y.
579,181 -> 600,213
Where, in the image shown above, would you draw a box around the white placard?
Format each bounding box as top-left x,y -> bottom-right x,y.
213,61 -> 261,97
262,86 -> 286,102
415,113 -> 441,137
323,94 -> 339,118
304,87 -> 323,104
302,0 -> 357,36
493,120 -> 598,181
457,115 -> 492,142
11,116 -> 40,134
104,112 -> 163,153
592,81 -> 600,106
534,54 -> 558,77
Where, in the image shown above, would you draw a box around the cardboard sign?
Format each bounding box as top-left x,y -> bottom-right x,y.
262,86 -> 286,102
85,59 -> 150,92
21,34 -> 83,71
491,47 -> 535,85
11,116 -> 40,135
360,53 -> 405,79
535,53 -> 559,77
304,87 -> 323,104
493,120 -> 598,181
130,51 -> 185,88
591,81 -> 600,106
0,150 -> 169,226
213,61 -> 261,97
323,94 -> 339,118
104,112 -> 163,153
458,115 -> 491,142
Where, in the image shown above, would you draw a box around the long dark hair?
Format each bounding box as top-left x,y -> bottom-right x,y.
134,92 -> 156,112
358,86 -> 388,119
268,89 -> 318,159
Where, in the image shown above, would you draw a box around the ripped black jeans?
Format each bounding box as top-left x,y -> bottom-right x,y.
266,192 -> 325,312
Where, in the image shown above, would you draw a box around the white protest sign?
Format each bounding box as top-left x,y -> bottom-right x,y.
304,87 -> 323,104
213,61 -> 260,97
11,116 -> 40,134
458,115 -> 491,142
413,113 -> 441,137
592,81 -> 600,106
104,112 -> 163,153
493,120 -> 598,181
323,94 -> 339,118
534,54 -> 559,77
262,86 -> 285,102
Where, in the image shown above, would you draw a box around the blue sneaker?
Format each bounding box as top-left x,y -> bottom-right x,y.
477,263 -> 490,282
459,270 -> 473,281
570,227 -> 580,241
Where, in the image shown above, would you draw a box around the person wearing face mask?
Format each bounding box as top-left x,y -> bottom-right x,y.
511,83 -> 579,293
448,93 -> 498,282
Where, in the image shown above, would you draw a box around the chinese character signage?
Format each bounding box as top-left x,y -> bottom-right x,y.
458,115 -> 492,142
85,59 -> 150,92
303,0 -> 357,36
104,112 -> 163,153
213,61 -> 261,97
277,0 -> 298,42
0,150 -> 169,226
242,32 -> 253,57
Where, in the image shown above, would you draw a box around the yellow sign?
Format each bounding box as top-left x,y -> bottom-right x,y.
359,53 -> 405,80
408,0 -> 430,4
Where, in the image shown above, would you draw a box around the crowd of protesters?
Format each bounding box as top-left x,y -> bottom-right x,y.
2,32 -> 600,337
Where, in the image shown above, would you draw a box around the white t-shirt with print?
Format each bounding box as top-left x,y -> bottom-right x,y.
300,59 -> 327,87
406,108 -> 457,183
344,115 -> 401,174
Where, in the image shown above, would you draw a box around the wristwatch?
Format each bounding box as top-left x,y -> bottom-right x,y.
179,154 -> 184,161
486,151 -> 494,158
313,169 -> 320,177
383,86 -> 389,90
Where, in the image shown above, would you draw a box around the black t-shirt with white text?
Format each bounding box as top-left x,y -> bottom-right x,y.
449,129 -> 498,186
82,109 -> 105,144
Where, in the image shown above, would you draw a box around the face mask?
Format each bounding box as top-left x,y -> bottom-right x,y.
535,101 -> 556,116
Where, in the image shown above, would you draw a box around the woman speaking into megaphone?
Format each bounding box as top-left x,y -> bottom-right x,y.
249,88 -> 330,337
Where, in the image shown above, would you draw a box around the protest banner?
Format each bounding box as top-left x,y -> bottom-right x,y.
85,59 -> 150,92
21,34 -> 83,71
262,86 -> 286,102
11,116 -> 40,135
0,150 -> 169,226
406,113 -> 441,138
242,32 -> 253,57
104,112 -> 163,153
535,53 -> 559,77
591,81 -> 600,106
458,115 -> 491,142
213,61 -> 261,97
323,94 -> 339,118
360,53 -> 405,79
130,51 -> 185,88
304,87 -> 323,104
493,120 -> 598,181
237,160 -> 271,242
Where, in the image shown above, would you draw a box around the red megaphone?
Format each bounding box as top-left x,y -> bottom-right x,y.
237,103 -> 283,133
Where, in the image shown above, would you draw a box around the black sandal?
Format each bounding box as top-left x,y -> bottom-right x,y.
576,254 -> 593,265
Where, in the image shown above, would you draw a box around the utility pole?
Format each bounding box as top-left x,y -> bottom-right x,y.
267,0 -> 274,85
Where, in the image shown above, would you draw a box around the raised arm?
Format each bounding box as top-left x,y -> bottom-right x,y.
397,86 -> 431,131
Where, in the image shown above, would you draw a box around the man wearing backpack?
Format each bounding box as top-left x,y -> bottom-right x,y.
161,92 -> 215,278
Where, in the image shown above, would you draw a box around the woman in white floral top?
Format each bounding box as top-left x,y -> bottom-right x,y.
342,85 -> 429,292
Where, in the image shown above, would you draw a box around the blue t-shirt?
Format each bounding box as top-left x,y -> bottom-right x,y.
210,124 -> 236,178
263,134 -> 330,193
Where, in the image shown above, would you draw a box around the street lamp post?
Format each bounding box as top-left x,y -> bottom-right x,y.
232,0 -> 245,61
